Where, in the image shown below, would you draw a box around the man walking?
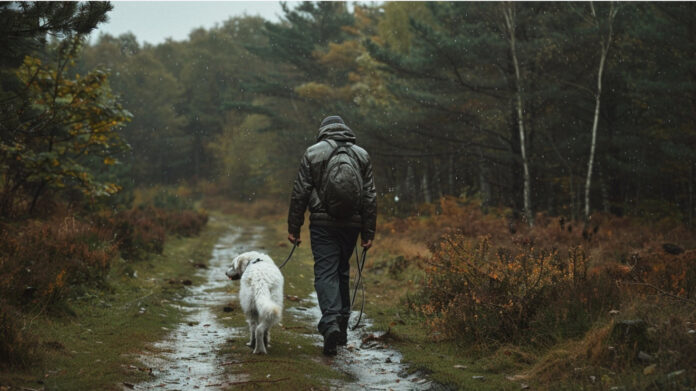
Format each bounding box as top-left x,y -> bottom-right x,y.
287,115 -> 377,356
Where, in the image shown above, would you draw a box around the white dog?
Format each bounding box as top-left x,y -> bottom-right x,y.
225,251 -> 284,354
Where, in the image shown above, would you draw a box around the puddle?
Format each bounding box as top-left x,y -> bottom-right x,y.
135,225 -> 263,390
288,292 -> 432,391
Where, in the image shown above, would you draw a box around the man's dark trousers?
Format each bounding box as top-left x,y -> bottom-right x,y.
310,225 -> 360,336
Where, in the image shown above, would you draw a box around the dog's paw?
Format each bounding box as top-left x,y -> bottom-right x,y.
252,348 -> 267,355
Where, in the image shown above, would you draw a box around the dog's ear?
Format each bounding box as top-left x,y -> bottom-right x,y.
226,255 -> 244,280
237,256 -> 251,273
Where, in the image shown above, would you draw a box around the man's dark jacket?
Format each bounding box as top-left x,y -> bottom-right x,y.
288,121 -> 377,241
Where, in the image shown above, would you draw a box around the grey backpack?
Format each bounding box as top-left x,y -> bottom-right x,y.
320,140 -> 363,219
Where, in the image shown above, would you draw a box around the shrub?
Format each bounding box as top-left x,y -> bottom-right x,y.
380,196 -> 509,247
0,301 -> 38,368
156,208 -> 208,237
0,217 -> 117,308
202,197 -> 285,219
629,248 -> 696,300
111,205 -> 208,260
112,207 -> 166,261
418,232 -> 598,346
152,191 -> 194,211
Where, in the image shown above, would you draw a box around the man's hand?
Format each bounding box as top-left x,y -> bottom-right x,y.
361,239 -> 372,250
288,233 -> 301,246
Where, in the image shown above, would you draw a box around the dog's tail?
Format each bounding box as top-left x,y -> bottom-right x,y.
257,292 -> 282,325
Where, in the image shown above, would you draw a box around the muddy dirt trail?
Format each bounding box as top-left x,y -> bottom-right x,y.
288,293 -> 432,390
134,222 -> 433,390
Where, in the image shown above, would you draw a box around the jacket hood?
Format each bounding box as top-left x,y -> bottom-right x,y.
316,122 -> 356,143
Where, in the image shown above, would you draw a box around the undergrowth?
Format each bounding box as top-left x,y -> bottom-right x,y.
0,187 -> 208,368
378,196 -> 696,389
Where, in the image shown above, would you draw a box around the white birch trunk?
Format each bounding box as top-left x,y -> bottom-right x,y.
503,4 -> 533,226
584,2 -> 618,221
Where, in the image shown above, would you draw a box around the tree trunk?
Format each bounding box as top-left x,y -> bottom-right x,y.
570,172 -> 577,221
503,4 -> 533,226
599,162 -> 610,213
433,160 -> 443,199
193,132 -> 202,180
583,51 -> 605,221
689,162 -> 694,227
478,148 -> 491,213
406,163 -> 416,203
584,2 -> 617,221
547,180 -> 555,215
543,131 -> 576,220
448,155 -> 455,195
29,180 -> 47,214
421,167 -> 431,204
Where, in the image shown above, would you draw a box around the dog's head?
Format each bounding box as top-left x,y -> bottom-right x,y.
225,253 -> 251,281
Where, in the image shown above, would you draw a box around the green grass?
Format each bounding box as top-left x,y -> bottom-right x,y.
0,214 -> 231,390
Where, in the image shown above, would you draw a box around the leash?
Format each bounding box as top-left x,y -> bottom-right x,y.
350,246 -> 368,330
278,241 -> 298,269
279,238 -> 367,329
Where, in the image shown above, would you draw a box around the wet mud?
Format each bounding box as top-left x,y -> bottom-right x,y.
288,292 -> 432,391
135,225 -> 261,390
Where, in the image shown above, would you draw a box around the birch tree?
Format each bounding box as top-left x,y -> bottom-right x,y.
502,3 -> 534,226
583,2 -> 619,221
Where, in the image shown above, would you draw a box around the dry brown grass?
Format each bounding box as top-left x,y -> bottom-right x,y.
374,196 -> 696,388
376,235 -> 431,261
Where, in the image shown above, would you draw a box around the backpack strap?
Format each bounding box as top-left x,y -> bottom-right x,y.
324,139 -> 338,149
323,139 -> 355,156
322,139 -> 359,175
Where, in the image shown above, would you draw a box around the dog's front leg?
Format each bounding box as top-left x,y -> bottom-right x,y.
253,325 -> 267,354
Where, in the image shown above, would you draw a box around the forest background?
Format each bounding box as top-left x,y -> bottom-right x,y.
3,1 -> 694,224
1,2 -> 696,389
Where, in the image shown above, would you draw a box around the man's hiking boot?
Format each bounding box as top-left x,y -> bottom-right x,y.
323,326 -> 340,356
337,316 -> 348,346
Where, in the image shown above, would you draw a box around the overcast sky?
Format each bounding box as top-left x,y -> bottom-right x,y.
90,1 -> 296,46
